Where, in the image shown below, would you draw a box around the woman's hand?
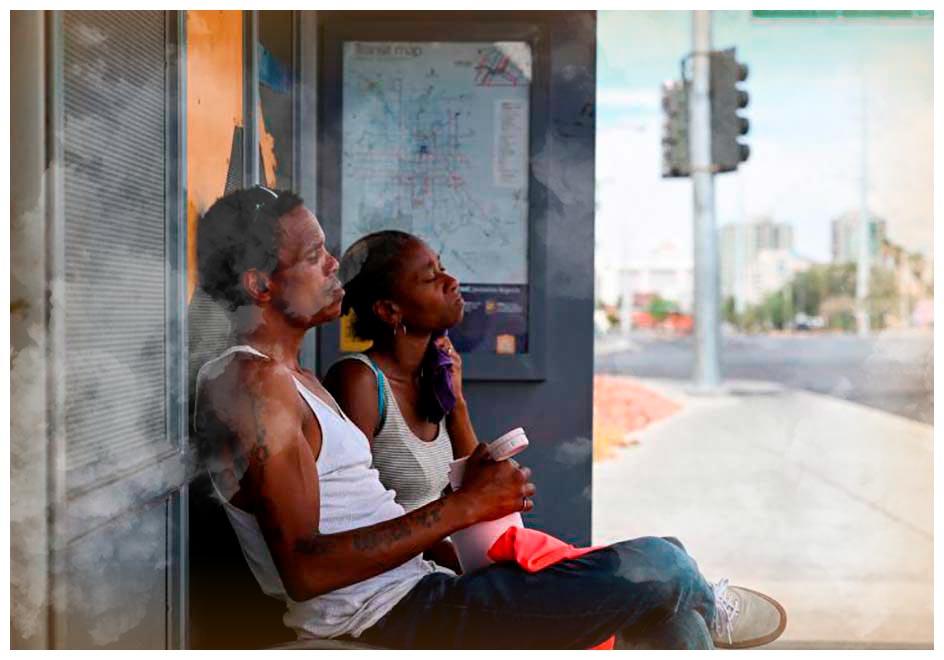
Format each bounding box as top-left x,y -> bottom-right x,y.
436,335 -> 464,405
439,335 -> 478,456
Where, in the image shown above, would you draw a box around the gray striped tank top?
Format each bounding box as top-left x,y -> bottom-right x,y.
335,353 -> 455,513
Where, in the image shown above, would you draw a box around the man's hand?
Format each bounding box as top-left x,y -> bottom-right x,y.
455,443 -> 536,519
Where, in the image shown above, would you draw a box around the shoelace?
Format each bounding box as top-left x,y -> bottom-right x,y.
711,578 -> 741,645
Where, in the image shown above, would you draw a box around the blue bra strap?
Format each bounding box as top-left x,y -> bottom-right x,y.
365,356 -> 386,423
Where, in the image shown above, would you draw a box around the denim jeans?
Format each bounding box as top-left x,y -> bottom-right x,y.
358,536 -> 717,649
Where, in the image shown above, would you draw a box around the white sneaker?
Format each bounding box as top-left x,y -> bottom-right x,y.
710,578 -> 787,649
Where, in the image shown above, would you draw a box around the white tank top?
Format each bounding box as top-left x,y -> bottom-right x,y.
193,346 -> 446,640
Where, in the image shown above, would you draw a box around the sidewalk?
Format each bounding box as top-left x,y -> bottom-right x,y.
592,379 -> 933,648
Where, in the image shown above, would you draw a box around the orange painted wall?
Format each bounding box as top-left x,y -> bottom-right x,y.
185,10 -> 284,301
185,10 -> 243,302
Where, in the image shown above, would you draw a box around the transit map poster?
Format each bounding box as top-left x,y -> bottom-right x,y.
341,41 -> 531,354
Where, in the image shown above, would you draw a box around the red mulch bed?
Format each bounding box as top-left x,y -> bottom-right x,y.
593,374 -> 682,461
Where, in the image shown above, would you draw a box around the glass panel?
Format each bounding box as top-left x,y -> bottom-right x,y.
594,10 -> 933,648
258,10 -> 296,190
61,10 -> 170,491
184,10 -> 243,395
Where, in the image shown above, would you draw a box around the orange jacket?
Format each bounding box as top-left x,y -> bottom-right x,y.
487,527 -> 615,650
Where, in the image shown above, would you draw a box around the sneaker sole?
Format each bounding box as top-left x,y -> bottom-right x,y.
713,586 -> 788,650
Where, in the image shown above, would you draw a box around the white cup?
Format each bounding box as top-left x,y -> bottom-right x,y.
447,455 -> 470,492
446,431 -> 528,573
447,428 -> 530,489
450,512 -> 523,573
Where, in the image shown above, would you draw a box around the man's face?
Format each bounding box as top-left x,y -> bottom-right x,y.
268,205 -> 344,327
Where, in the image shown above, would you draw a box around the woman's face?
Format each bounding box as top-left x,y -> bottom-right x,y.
390,238 -> 464,333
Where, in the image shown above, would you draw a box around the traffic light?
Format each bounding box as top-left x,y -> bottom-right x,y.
710,48 -> 750,172
661,79 -> 690,178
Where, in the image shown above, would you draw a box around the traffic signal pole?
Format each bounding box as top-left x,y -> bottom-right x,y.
661,11 -> 748,389
690,10 -> 723,390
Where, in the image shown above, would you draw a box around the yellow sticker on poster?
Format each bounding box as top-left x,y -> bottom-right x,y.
340,309 -> 373,353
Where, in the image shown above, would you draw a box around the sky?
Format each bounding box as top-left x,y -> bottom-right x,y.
595,10 -> 933,279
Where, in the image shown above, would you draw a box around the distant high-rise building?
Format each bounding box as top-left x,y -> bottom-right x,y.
720,218 -> 796,308
831,211 -> 886,263
618,242 -> 693,314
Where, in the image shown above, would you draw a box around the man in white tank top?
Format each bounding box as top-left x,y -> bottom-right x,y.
192,187 -> 786,649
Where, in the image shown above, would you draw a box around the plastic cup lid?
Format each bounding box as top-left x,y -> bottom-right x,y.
489,428 -> 528,460
492,427 -> 527,445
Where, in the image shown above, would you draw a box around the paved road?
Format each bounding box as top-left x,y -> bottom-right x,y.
596,331 -> 934,425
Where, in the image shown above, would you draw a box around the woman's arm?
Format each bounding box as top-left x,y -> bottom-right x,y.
323,359 -> 381,444
446,400 -> 479,457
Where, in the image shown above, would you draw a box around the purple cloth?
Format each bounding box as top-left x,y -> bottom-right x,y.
419,330 -> 457,423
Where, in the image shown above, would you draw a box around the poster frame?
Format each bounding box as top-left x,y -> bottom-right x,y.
317,12 -> 549,381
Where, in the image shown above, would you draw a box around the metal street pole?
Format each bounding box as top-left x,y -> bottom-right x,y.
620,271 -> 634,338
690,10 -> 723,389
855,70 -> 871,337
735,170 -> 747,316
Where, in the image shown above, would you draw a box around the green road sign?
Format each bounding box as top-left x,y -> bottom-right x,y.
752,10 -> 933,21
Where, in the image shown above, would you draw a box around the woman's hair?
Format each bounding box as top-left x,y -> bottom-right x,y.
197,186 -> 304,311
339,230 -> 419,341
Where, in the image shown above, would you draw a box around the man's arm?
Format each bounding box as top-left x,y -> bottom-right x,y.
213,360 -> 531,602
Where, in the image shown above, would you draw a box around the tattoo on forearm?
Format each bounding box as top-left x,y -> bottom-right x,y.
349,500 -> 446,552
295,499 -> 448,559
352,520 -> 412,552
413,500 -> 444,529
295,533 -> 337,556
